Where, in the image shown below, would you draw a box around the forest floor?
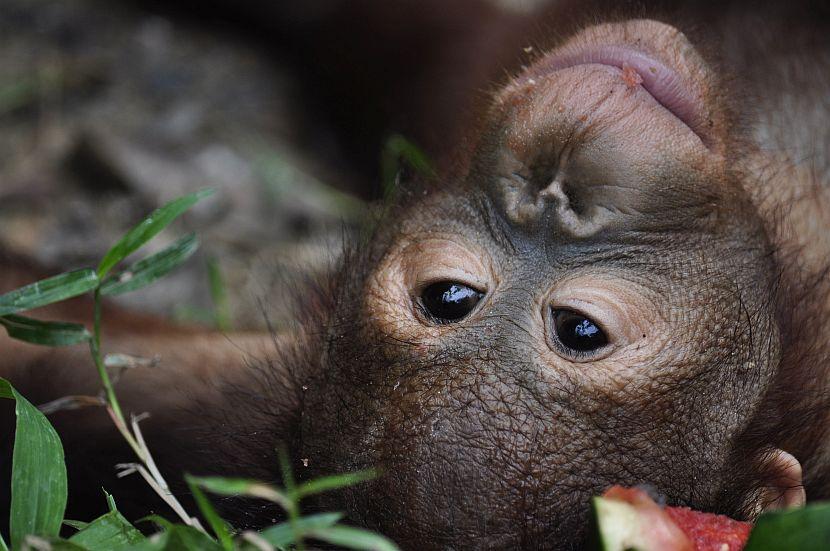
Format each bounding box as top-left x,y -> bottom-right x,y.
0,0 -> 365,331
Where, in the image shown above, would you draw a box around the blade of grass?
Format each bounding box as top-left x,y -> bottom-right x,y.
184,474 -> 234,550
308,525 -> 400,551
0,379 -> 67,549
68,509 -> 145,549
257,513 -> 343,547
0,314 -> 91,346
206,257 -> 230,332
121,525 -> 222,551
187,477 -> 292,511
100,233 -> 200,296
0,269 -> 98,316
294,470 -> 376,500
380,134 -> 434,198
97,189 -> 213,279
277,448 -> 304,551
63,520 -> 89,532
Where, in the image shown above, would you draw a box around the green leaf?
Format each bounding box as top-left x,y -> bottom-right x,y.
0,269 -> 99,316
100,233 -> 200,296
184,474 -> 233,550
63,520 -> 90,532
122,526 -> 222,551
104,490 -> 118,513
0,315 -> 91,346
294,469 -> 376,500
0,378 -> 67,549
135,516 -> 174,532
97,189 -> 214,279
188,476 -> 292,509
68,509 -> 145,549
23,536 -> 87,550
257,513 -> 343,547
743,502 -> 830,551
380,134 -> 434,198
206,257 -> 230,332
308,525 -> 400,551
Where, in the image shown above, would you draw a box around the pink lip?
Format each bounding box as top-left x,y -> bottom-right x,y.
529,45 -> 710,146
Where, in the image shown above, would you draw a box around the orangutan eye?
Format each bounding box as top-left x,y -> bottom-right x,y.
551,309 -> 609,356
420,281 -> 484,324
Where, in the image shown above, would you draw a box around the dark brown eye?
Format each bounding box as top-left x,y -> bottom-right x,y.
551,309 -> 608,356
420,281 -> 484,324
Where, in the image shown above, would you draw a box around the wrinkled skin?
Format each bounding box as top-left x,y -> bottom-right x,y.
2,2 -> 830,549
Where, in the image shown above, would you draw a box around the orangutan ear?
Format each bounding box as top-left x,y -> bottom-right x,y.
758,449 -> 806,513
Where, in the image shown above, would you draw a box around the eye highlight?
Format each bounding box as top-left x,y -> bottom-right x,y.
419,281 -> 484,324
550,308 -> 609,358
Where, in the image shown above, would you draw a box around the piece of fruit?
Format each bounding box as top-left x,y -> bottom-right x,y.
590,486 -> 751,551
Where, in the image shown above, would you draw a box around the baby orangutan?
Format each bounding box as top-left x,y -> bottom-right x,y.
1,1 -> 828,549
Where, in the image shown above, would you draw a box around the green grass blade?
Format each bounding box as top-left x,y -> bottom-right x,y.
0,314 -> 91,346
104,490 -> 118,512
0,379 -> 67,548
206,257 -> 230,332
294,469 -> 376,500
97,189 -> 214,279
119,530 -> 170,551
380,134 -> 434,197
127,526 -> 221,551
100,233 -> 200,296
184,474 -> 234,550
23,537 -> 86,550
257,513 -> 343,547
68,509 -> 145,549
63,520 -> 89,531
188,476 -> 292,510
136,516 -> 174,532
743,502 -> 830,551
308,525 -> 400,551
0,269 -> 99,316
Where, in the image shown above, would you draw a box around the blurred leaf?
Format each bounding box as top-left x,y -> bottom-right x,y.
100,233 -> 200,296
68,509 -> 145,549
308,525 -> 400,551
380,134 -> 434,198
0,78 -> 38,116
0,378 -> 67,549
744,502 -> 830,551
0,314 -> 90,346
257,513 -> 343,547
185,474 -> 234,550
188,477 -> 291,509
206,257 -> 230,332
294,470 -> 376,500
97,189 -> 214,279
254,148 -> 365,219
0,269 -> 98,316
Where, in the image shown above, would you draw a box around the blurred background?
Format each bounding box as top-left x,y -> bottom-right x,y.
0,0 -> 550,330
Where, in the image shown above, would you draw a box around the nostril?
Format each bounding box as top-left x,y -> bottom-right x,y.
560,181 -> 586,217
